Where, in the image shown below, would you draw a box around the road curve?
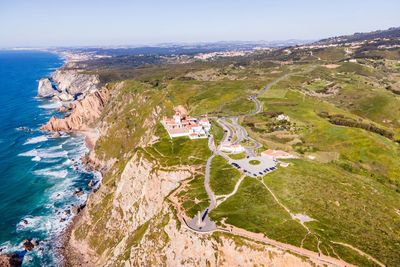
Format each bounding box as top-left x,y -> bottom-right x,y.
178,68 -> 355,267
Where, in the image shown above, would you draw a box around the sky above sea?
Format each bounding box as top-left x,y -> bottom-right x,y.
0,0 -> 399,47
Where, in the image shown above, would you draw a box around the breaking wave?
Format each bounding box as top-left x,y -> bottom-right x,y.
38,102 -> 62,109
24,135 -> 49,145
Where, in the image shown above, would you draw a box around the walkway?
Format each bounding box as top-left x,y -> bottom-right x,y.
181,69 -> 355,267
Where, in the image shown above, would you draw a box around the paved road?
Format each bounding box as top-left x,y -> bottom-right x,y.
217,116 -> 262,157
250,67 -> 318,116
201,71 -> 309,211
204,154 -> 216,210
189,70 -> 313,233
222,225 -> 355,267
180,68 -> 355,267
187,136 -> 218,232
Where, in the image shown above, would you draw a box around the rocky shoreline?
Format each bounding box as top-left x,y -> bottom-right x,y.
26,52 -> 325,267
0,54 -> 108,267
39,60 -> 109,266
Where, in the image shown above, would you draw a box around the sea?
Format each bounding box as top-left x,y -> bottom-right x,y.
0,50 -> 98,266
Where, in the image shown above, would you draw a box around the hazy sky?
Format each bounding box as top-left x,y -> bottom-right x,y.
0,0 -> 399,47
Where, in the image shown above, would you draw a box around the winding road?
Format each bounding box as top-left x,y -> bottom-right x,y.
184,68 -> 359,266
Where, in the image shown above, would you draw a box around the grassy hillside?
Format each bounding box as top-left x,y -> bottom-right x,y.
74,44 -> 400,266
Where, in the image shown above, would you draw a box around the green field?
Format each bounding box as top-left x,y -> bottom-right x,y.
178,174 -> 210,218
210,155 -> 241,195
210,159 -> 400,266
166,80 -> 265,116
144,124 -> 211,167
228,152 -> 246,160
77,44 -> 400,266
262,85 -> 289,98
263,159 -> 400,266
210,120 -> 225,147
210,177 -> 308,245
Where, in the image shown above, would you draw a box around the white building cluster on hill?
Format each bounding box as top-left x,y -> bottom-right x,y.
162,107 -> 211,139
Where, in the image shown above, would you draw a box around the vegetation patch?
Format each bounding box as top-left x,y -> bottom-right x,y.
95,81 -> 165,160
249,159 -> 261,165
210,177 -> 307,246
146,124 -> 211,167
167,79 -> 265,116
126,221 -> 150,248
318,111 -> 395,140
178,174 -> 210,218
210,120 -> 224,146
228,152 -> 246,160
210,155 -> 241,195
264,159 -> 400,266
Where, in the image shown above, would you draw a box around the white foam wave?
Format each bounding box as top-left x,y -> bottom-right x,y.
16,214 -> 70,234
50,191 -> 68,201
13,132 -> 101,264
32,156 -> 42,162
19,146 -> 68,160
40,158 -> 61,163
34,168 -> 68,178
39,102 -> 62,109
24,135 -> 48,145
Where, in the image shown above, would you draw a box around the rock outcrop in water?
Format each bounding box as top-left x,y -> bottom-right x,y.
0,253 -> 23,267
38,69 -> 100,101
37,78 -> 57,98
41,89 -> 109,132
0,239 -> 38,267
52,70 -> 100,97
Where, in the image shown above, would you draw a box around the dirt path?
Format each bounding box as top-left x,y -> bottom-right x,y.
204,153 -> 217,210
331,241 -> 385,267
220,225 -> 355,267
175,67 -> 357,266
260,179 -> 310,231
215,174 -> 246,206
168,180 -> 354,267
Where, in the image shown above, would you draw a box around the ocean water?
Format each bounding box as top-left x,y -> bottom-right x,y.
0,51 -> 98,265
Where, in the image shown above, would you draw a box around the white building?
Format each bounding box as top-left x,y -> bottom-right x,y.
220,143 -> 245,153
162,110 -> 210,139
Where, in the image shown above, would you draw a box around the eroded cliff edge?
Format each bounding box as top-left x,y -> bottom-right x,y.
38,77 -> 322,267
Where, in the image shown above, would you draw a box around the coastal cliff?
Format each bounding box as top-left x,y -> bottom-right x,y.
41,89 -> 109,132
37,69 -> 100,101
38,79 -> 317,267
52,70 -> 100,97
67,153 -> 312,267
38,78 -> 57,98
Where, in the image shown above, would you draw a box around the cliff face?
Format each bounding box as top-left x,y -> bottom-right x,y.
37,69 -> 100,102
59,81 -> 315,267
38,78 -> 57,98
41,89 -> 109,132
68,152 -> 313,267
52,70 -> 100,97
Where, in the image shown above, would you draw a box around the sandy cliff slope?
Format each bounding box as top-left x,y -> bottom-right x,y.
41,89 -> 109,132
54,81 -> 326,267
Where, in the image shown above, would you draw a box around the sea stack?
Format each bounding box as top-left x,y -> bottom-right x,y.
37,78 -> 57,98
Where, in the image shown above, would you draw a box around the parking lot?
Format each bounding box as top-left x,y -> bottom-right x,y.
230,156 -> 277,177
